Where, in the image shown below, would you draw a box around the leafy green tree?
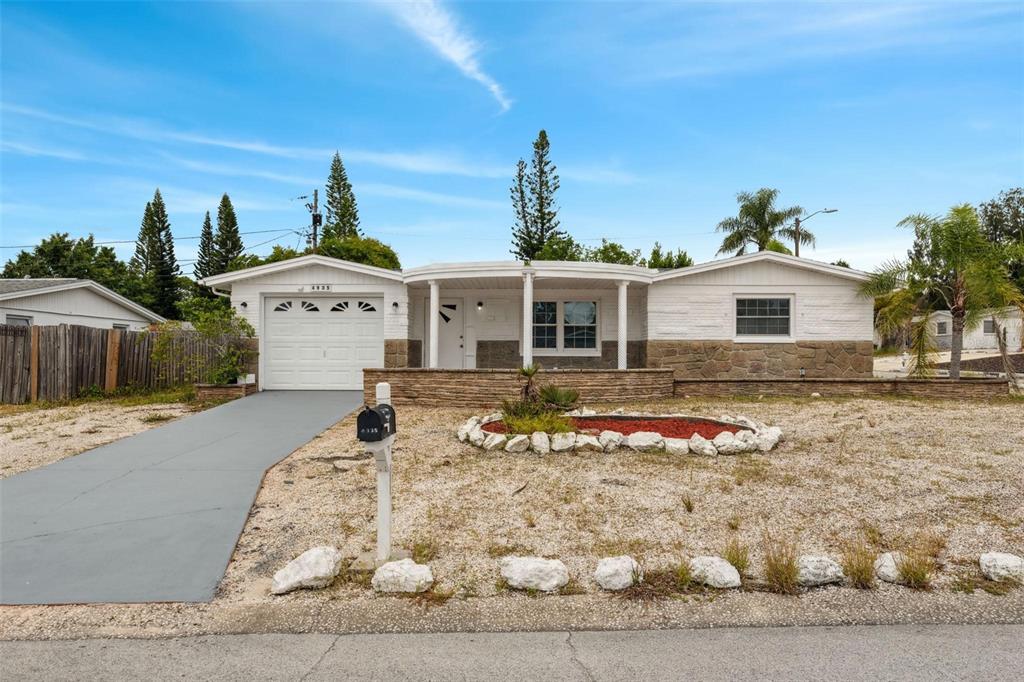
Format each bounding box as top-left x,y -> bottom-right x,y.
978,187 -> 1023,291
512,130 -> 562,259
765,238 -> 793,255
214,193 -> 243,273
862,204 -> 1023,378
585,239 -> 641,265
716,188 -> 804,256
533,234 -> 583,261
323,152 -> 360,240
831,259 -> 851,268
194,211 -> 217,294
644,242 -> 693,269
317,235 -> 400,270
2,232 -> 141,296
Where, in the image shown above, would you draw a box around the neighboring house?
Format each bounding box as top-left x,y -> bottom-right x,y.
0,278 -> 164,331
203,251 -> 874,391
921,307 -> 1023,352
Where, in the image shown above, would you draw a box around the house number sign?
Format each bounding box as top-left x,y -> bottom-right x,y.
309,284 -> 332,292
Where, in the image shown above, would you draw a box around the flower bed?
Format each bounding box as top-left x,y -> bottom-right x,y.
482,415 -> 744,440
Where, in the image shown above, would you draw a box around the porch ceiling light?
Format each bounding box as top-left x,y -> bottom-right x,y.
477,301 -> 484,311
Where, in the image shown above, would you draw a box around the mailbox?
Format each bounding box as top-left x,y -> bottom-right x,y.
357,403 -> 397,442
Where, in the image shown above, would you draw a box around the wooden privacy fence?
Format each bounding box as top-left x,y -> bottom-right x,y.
0,323 -> 240,404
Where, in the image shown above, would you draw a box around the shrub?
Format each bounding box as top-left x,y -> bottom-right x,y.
840,541 -> 876,589
500,398 -> 545,419
539,385 -> 579,410
896,550 -> 935,590
503,412 -> 574,435
722,537 -> 750,575
762,533 -> 800,595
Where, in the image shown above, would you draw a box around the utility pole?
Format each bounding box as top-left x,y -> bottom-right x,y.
794,216 -> 802,258
305,189 -> 322,251
792,208 -> 838,257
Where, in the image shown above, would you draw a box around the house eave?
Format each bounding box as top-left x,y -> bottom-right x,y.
652,251 -> 870,283
0,280 -> 165,323
200,254 -> 405,288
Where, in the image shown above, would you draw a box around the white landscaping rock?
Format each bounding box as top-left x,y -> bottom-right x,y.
874,552 -> 904,584
505,434 -> 530,453
575,434 -> 603,452
499,556 -> 569,592
598,430 -> 623,452
480,412 -> 503,424
797,555 -> 845,586
979,552 -> 1024,583
579,408 -> 598,416
457,416 -> 481,442
689,556 -> 741,589
468,426 -> 487,447
712,431 -> 744,455
594,555 -> 641,591
735,430 -> 758,449
754,426 -> 783,452
530,431 -> 550,455
371,558 -> 434,593
664,437 -> 690,455
626,431 -> 664,452
550,432 -> 576,452
482,433 -> 507,451
271,546 -> 344,595
688,433 -> 718,457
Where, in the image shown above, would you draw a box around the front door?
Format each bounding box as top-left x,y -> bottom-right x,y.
426,298 -> 465,368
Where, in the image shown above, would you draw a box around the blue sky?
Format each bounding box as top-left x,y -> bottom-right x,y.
2,1 -> 1022,272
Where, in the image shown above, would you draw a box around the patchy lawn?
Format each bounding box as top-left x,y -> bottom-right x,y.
0,387 -> 212,479
2,395 -> 1022,639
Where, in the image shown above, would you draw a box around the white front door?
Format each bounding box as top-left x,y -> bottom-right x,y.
425,298 -> 464,368
263,296 -> 384,390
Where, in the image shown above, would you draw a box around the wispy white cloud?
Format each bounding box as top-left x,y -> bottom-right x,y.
358,182 -> 504,209
381,0 -> 511,112
0,140 -> 87,161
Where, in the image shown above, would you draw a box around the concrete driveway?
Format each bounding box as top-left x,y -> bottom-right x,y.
0,390 -> 361,604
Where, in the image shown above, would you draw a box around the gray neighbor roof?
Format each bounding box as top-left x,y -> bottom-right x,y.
0,278 -> 81,294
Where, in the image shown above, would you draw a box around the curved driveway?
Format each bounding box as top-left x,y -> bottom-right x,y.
0,390 -> 360,604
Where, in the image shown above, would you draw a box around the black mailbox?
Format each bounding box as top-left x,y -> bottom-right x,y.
357,403 -> 397,442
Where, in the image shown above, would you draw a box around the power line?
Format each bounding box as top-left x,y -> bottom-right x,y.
0,227 -> 306,250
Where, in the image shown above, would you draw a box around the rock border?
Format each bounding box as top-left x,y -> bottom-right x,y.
457,409 -> 783,456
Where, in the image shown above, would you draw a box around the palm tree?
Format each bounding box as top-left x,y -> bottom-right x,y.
861,204 -> 1023,379
716,188 -> 804,256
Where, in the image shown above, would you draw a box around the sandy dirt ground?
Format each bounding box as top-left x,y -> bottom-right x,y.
2,395 -> 1022,639
0,401 -> 192,479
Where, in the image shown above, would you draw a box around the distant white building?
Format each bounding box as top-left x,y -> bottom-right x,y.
922,307 -> 1023,352
0,278 -> 164,330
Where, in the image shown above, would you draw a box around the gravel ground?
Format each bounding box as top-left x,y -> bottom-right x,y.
0,401 -> 192,479
2,395 -> 1022,640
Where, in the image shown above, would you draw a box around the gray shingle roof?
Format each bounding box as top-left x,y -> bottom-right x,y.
0,278 -> 81,295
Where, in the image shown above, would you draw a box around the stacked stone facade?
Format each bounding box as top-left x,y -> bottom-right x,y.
645,340 -> 874,379
475,340 -> 646,369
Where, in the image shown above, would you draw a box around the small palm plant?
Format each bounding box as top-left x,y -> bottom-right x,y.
518,363 -> 541,402
862,204 -> 1023,378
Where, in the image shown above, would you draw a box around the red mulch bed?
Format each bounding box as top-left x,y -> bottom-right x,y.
482,416 -> 747,440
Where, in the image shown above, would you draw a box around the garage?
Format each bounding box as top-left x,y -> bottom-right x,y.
263,296 -> 384,390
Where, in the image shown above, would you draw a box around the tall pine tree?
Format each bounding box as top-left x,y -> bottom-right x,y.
149,189 -> 180,319
511,130 -> 562,259
323,152 -> 360,240
194,211 -> 216,280
131,201 -> 160,273
214,193 -> 243,272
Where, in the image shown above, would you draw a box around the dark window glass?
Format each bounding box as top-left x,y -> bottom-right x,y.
736,298 -> 790,336
532,302 -> 557,348
983,320 -> 995,334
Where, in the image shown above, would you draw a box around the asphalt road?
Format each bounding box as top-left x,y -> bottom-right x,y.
2,625 -> 1021,680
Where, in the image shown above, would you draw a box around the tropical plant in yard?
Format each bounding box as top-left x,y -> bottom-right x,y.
517,362 -> 541,402
715,188 -> 804,256
861,204 -> 1024,379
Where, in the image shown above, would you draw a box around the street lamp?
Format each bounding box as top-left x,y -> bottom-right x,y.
793,208 -> 837,257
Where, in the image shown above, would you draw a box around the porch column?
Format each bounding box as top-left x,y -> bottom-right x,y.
617,280 -> 629,370
522,271 -> 534,368
428,280 -> 440,368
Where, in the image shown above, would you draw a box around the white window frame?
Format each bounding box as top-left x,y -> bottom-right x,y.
982,319 -> 996,335
5,314 -> 33,326
732,294 -> 795,344
936,321 -> 949,335
529,299 -> 602,357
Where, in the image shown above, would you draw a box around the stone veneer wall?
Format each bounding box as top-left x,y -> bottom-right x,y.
384,339 -> 409,368
363,368 -> 674,407
646,340 -> 874,379
673,377 -> 1009,399
476,340 -> 646,369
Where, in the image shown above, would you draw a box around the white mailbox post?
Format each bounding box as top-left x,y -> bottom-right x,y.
372,382 -> 393,562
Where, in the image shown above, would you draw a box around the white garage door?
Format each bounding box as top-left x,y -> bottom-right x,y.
263,296 -> 384,390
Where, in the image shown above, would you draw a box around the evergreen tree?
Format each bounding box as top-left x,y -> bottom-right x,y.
323,152 -> 360,240
194,211 -> 216,281
510,159 -> 537,259
149,189 -> 180,318
511,130 -> 563,259
131,202 -> 160,273
214,193 -> 243,272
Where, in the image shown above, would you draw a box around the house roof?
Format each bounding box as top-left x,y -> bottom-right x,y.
200,250 -> 869,289
0,278 -> 165,323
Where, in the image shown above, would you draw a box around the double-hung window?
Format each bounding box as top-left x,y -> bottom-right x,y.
532,300 -> 598,353
735,297 -> 791,337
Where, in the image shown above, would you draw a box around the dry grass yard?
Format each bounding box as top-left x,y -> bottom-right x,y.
2,394 -> 1022,639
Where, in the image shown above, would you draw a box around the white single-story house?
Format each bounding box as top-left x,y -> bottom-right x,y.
922,307 -> 1023,352
0,278 -> 164,331
203,251 -> 875,391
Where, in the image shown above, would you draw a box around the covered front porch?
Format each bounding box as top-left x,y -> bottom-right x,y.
403,261 -> 649,370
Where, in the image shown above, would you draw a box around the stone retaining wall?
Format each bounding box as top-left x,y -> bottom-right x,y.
673,377 -> 1010,399
476,340 -> 646,369
646,340 -> 873,378
195,382 -> 258,401
363,368 -> 675,407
